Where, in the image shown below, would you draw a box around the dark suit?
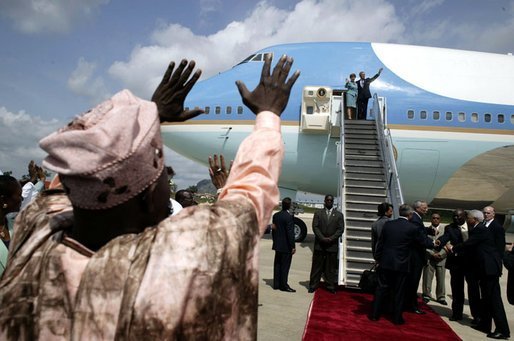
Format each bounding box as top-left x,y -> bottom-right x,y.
454,223 -> 510,336
272,209 -> 295,290
308,208 -> 344,291
404,212 -> 429,310
371,216 -> 390,260
505,249 -> 514,305
372,217 -> 434,323
356,71 -> 380,119
437,222 -> 480,320
486,219 -> 506,267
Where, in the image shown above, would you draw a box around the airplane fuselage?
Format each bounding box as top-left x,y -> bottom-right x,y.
162,42 -> 514,214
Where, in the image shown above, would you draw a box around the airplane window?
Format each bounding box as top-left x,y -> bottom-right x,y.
251,54 -> 262,61
237,106 -> 243,114
237,54 -> 256,65
471,112 -> 478,122
484,113 -> 491,123
185,107 -> 189,111
511,114 -> 514,124
226,106 -> 232,114
433,111 -> 440,120
205,106 -> 210,114
307,106 -> 314,115
420,110 -> 427,119
458,112 -> 465,122
446,112 -> 453,121
498,114 -> 504,123
407,110 -> 414,119
215,106 -> 221,114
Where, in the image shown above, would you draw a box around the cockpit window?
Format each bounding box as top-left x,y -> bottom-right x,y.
236,52 -> 273,65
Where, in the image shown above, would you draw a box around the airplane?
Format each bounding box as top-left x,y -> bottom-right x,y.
161,42 -> 514,244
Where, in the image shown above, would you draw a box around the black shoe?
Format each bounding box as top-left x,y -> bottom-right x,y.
422,295 -> 431,303
487,332 -> 510,339
280,287 -> 296,293
470,318 -> 481,327
449,315 -> 462,321
326,288 -> 336,294
308,288 -> 317,293
412,308 -> 426,315
393,318 -> 405,325
436,299 -> 448,305
286,286 -> 296,292
471,325 -> 489,333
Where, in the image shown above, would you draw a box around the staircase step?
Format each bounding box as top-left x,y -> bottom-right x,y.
346,202 -> 381,211
345,159 -> 383,168
346,194 -> 386,204
345,256 -> 375,264
345,149 -> 380,157
345,143 -> 379,150
344,138 -> 378,145
346,240 -> 372,249
345,154 -> 382,161
346,186 -> 387,196
345,172 -> 385,182
344,166 -> 384,175
346,210 -> 378,220
346,179 -> 386,188
344,120 -> 375,127
345,228 -> 372,238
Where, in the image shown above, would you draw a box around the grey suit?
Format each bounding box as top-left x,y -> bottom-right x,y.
309,208 -> 344,291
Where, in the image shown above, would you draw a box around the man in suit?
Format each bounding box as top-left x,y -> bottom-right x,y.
308,194 -> 344,294
370,204 -> 435,325
483,206 -> 506,258
371,202 -> 393,260
449,210 -> 510,339
422,212 -> 448,305
437,208 -> 480,323
356,68 -> 383,119
272,197 -> 296,292
404,200 -> 429,314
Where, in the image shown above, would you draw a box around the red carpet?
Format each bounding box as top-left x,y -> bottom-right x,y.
303,287 -> 461,341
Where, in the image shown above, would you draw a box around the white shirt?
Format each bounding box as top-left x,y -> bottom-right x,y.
170,198 -> 183,216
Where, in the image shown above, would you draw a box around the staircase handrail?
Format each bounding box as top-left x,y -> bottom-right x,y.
371,94 -> 404,217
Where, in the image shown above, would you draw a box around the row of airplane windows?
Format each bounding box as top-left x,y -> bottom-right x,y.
407,110 -> 514,125
185,106 -> 245,115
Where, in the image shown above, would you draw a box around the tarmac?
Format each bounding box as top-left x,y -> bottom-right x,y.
257,213 -> 514,341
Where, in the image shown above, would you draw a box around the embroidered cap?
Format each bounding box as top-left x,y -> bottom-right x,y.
40,90 -> 164,209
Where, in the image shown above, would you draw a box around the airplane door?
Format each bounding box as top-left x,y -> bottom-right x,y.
398,149 -> 440,201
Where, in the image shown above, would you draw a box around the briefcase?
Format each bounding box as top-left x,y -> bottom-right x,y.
359,264 -> 378,294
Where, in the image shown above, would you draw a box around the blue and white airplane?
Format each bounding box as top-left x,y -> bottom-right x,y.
161,42 -> 514,230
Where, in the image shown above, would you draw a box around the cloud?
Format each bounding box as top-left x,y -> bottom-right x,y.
68,58 -> 111,104
108,0 -> 406,98
0,0 -> 110,34
0,107 -> 63,178
164,148 -> 209,190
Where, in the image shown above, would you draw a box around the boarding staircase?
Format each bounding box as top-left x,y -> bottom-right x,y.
338,95 -> 404,288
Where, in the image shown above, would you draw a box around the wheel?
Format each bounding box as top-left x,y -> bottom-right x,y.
293,217 -> 307,242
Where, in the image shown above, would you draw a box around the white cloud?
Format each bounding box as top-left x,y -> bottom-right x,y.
0,107 -> 63,178
68,58 -> 111,104
0,0 -> 110,34
108,0 -> 406,98
164,148 -> 209,190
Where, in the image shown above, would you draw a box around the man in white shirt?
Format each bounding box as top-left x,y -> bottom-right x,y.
422,212 -> 447,305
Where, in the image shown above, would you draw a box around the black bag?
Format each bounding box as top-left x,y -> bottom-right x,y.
359,263 -> 378,293
504,250 -> 514,271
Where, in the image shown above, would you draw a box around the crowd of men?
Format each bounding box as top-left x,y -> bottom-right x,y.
369,200 -> 513,340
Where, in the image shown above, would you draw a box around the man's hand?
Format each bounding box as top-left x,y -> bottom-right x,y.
444,243 -> 453,253
236,54 -> 300,116
152,59 -> 205,123
292,248 -> 296,255
208,154 -> 232,190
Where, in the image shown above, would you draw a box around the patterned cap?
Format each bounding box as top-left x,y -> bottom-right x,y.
40,90 -> 164,209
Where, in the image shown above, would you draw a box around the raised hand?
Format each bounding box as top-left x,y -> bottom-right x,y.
151,59 -> 205,122
208,154 -> 232,190
236,54 -> 300,116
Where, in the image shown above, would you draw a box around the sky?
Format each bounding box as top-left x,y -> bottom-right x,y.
1,0 -> 514,189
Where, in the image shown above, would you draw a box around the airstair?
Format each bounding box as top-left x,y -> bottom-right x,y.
337,95 -> 404,287
298,87 -> 403,288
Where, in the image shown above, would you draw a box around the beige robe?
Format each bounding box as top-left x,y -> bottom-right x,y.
0,111 -> 283,340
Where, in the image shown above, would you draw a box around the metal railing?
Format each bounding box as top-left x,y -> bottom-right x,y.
371,94 -> 404,217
